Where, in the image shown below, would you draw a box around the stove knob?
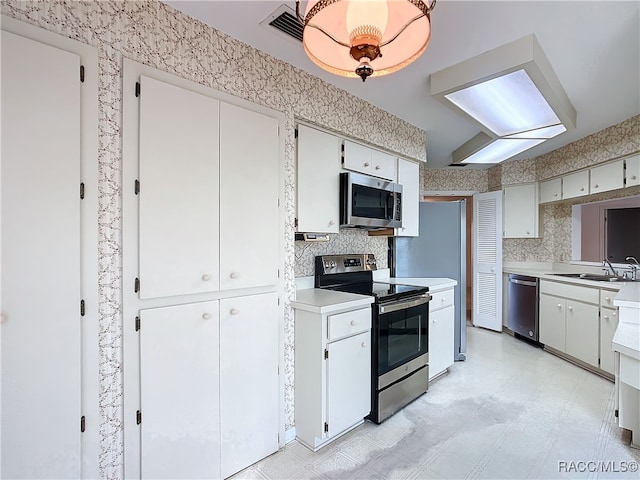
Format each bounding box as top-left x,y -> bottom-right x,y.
331,261 -> 337,268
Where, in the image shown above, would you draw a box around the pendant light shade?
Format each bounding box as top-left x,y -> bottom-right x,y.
297,0 -> 436,81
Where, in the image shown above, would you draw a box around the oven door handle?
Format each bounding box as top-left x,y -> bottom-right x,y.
378,294 -> 431,314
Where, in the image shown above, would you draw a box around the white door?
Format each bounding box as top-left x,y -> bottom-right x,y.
219,103 -> 279,291
326,331 -> 371,437
138,75 -> 220,299
472,191 -> 503,331
1,31 -> 82,479
220,293 -> 279,478
139,301 -> 220,479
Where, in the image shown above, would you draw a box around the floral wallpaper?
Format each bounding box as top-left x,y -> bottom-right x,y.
0,1 -> 426,478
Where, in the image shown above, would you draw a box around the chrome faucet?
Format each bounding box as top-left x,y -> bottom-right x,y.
626,256 -> 639,281
603,258 -> 619,276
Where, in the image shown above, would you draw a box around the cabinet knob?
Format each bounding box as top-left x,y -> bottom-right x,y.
491,267 -> 496,272
433,318 -> 437,323
350,320 -> 356,326
554,193 -> 558,197
632,175 -> 638,180
580,187 -> 584,191
613,311 -> 617,316
594,184 -> 599,188
603,315 -> 609,321
364,162 -> 370,167
375,165 -> 380,170
526,231 -> 530,235
568,306 -> 573,311
557,304 -> 562,308
202,274 -> 211,281
328,220 -> 335,226
605,297 -> 610,302
361,342 -> 367,348
230,309 -> 239,315
202,313 -> 211,320
230,272 -> 238,279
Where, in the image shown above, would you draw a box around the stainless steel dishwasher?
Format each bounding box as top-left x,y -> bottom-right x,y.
507,274 -> 540,343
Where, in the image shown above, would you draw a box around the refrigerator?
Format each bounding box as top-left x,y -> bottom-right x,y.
393,200 -> 467,361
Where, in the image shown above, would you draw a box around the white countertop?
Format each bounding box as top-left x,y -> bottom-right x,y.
386,277 -> 457,292
612,322 -> 640,360
613,282 -> 640,309
292,289 -> 374,315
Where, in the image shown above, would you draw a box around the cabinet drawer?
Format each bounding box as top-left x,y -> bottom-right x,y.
600,289 -> 619,309
430,289 -> 454,312
328,308 -> 371,341
540,280 -> 599,304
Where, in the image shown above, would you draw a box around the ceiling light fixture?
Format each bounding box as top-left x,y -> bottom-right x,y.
296,0 -> 436,82
431,34 -> 576,165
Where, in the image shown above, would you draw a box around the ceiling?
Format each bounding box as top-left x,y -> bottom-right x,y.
163,1 -> 640,169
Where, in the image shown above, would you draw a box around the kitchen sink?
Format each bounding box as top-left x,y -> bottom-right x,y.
550,273 -> 631,282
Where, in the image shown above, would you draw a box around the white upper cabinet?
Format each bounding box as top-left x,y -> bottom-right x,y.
396,159 -> 420,237
626,153 -> 640,187
343,140 -> 396,181
590,159 -> 624,194
503,183 -> 539,238
562,170 -> 590,199
539,177 -> 562,203
138,76 -> 220,299
219,103 -> 280,291
296,125 -> 342,233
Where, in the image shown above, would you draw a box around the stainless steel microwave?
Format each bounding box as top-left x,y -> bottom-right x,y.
340,172 -> 403,228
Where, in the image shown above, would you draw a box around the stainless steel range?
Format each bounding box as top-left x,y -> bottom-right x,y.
315,254 -> 431,423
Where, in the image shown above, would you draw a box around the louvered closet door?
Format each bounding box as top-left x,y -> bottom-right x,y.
472,191 -> 503,331
138,75 -> 220,299
1,31 -> 82,478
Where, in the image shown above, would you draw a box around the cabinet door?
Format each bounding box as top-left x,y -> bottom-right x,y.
562,170 -> 590,199
396,159 -> 420,237
626,153 -> 640,187
1,31 -> 83,479
220,293 -> 279,478
326,331 -> 371,438
565,300 -> 599,367
138,75 -> 220,299
370,149 -> 397,181
503,183 -> 539,238
139,301 -> 220,480
429,305 -> 455,380
219,103 -> 279,290
539,294 -> 566,351
296,125 -> 341,233
539,178 -> 562,203
343,140 -> 372,175
600,307 -> 619,375
590,160 -> 624,194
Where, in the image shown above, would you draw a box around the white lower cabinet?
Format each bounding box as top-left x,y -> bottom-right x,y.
428,288 -> 455,380
220,293 -> 279,478
539,280 -> 599,368
599,307 -> 619,375
140,301 -> 221,480
293,298 -> 372,451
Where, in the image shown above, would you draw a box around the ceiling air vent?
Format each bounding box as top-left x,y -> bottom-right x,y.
260,4 -> 303,43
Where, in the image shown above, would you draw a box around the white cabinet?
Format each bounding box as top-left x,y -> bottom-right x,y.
296,125 -> 342,233
626,153 -> 640,187
138,75 -> 220,299
590,159 -> 624,194
539,280 -> 600,368
396,159 -> 420,237
503,183 -> 539,238
219,103 -> 279,291
1,26 -> 98,479
139,301 -> 220,480
428,288 -> 455,380
562,170 -> 590,199
293,296 -> 372,451
539,177 -> 562,204
599,307 -> 619,375
220,293 -> 279,478
343,140 -> 396,181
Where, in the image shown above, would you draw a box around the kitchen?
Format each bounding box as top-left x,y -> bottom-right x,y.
1,1 -> 639,479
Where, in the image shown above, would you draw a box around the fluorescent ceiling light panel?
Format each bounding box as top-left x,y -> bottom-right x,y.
431,34 -> 576,164
457,137 -> 545,165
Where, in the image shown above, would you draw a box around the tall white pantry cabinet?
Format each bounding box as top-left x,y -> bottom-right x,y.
123,61 -> 284,479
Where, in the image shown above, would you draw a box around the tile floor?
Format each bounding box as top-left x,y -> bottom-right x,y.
233,326 -> 640,479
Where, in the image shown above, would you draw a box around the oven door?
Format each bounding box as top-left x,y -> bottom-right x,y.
376,294 -> 430,377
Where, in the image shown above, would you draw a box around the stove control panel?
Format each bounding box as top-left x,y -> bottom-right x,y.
316,254 -> 377,274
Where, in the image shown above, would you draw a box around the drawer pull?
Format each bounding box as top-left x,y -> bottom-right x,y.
375,165 -> 381,170
605,297 -> 611,302
230,272 -> 238,279
202,274 -> 211,281
202,313 -> 211,320
364,162 -> 370,167
603,315 -> 609,321
580,187 -> 584,191
350,320 -> 356,326
230,309 -> 239,315
557,304 -> 562,308
568,306 -> 573,311
361,342 -> 367,348
594,184 -> 599,188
